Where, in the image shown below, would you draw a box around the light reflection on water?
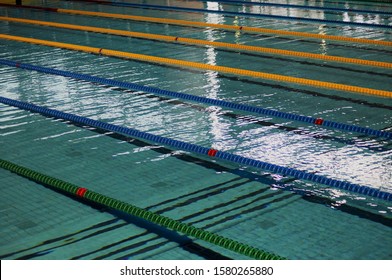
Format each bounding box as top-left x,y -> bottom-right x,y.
0,1 -> 392,262
1,57 -> 391,193
0,0 -> 391,211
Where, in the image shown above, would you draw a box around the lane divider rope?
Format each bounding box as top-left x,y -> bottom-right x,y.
1,59 -> 390,139
0,96 -> 391,201
1,34 -> 391,98
1,4 -> 391,47
183,0 -> 392,15
0,158 -> 285,260
1,16 -> 391,69
64,0 -> 392,29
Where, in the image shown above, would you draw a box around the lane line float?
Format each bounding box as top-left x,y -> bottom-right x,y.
1,33 -> 391,98
1,96 -> 391,202
1,16 -> 391,69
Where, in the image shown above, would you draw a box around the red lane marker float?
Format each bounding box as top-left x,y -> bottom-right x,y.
76,187 -> 88,197
314,118 -> 324,125
207,148 -> 218,157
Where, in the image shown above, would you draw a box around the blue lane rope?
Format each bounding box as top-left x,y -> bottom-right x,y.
187,0 -> 392,16
67,0 -> 392,29
0,96 -> 391,202
1,59 -> 390,140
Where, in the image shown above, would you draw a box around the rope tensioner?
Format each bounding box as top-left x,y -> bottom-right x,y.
1,34 -> 391,98
1,96 -> 391,202
0,4 -> 391,47
1,16 -> 391,69
0,158 -> 284,260
1,59 -> 390,139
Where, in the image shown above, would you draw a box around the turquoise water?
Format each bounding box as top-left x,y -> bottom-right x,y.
0,0 -> 391,259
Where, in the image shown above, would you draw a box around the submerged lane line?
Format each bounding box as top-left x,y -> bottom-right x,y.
0,4 -> 391,47
1,16 -> 391,69
1,34 -> 391,98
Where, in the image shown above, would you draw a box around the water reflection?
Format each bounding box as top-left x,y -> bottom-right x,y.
233,16 -> 242,42
204,2 -> 229,150
248,0 -> 326,19
318,25 -> 328,55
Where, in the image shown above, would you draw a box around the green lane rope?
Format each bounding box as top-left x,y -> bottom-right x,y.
0,158 -> 285,260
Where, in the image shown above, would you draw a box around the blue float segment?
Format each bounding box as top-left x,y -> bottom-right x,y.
1,59 -> 390,140
0,96 -> 390,202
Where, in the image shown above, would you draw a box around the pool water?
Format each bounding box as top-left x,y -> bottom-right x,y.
0,0 -> 391,259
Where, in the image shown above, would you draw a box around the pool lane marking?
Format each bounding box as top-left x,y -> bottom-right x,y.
1,16 -> 391,69
0,218 -> 123,259
0,96 -> 391,202
1,34 -> 391,98
0,4 -> 391,47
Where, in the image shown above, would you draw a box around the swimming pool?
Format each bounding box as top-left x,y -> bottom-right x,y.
0,0 -> 391,259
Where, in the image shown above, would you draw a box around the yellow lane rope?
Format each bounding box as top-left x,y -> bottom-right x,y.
56,8 -> 392,47
1,16 -> 391,69
1,34 -> 391,98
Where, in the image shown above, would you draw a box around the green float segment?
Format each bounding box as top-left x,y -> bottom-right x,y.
0,96 -> 391,202
1,59 -> 390,139
0,158 -> 285,260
